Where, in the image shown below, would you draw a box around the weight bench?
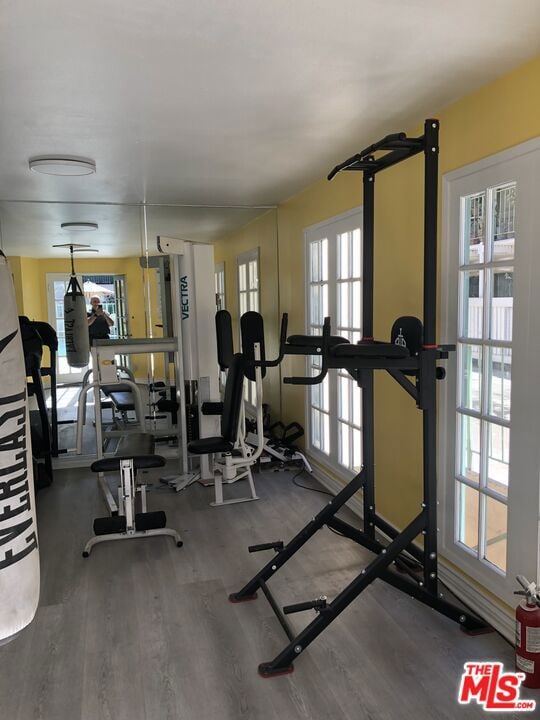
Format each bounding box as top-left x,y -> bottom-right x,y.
83,432 -> 182,557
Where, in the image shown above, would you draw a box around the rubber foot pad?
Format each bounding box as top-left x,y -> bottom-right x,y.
258,662 -> 294,678
229,592 -> 258,603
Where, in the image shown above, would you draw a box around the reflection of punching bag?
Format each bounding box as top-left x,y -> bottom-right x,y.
0,251 -> 40,644
64,275 -> 89,367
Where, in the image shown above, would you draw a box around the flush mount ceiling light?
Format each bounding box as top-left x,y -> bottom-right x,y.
29,156 -> 96,176
61,222 -> 98,231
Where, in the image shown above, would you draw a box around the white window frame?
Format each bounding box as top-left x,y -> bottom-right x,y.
215,261 -> 225,311
237,248 -> 260,408
237,248 -> 259,317
304,207 -> 363,478
441,137 -> 540,607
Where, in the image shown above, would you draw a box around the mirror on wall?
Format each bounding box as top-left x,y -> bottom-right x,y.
0,200 -> 280,465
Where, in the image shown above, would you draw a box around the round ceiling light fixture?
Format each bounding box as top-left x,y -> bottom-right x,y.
61,222 -> 99,231
29,156 -> 96,176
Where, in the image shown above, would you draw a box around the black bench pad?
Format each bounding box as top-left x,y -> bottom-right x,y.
101,384 -> 135,411
91,454 -> 165,473
91,433 -> 161,472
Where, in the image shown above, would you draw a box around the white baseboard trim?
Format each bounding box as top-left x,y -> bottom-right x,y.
437,562 -> 514,643
305,455 -> 515,644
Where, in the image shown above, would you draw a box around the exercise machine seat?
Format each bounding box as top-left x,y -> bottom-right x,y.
188,353 -> 245,456
101,383 -> 136,411
91,455 -> 165,473
90,432 -> 161,472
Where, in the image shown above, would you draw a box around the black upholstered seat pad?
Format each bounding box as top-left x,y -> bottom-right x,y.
188,436 -> 234,454
91,454 -> 165,472
287,335 -> 349,348
101,383 -> 136,411
108,392 -> 135,411
332,341 -> 409,359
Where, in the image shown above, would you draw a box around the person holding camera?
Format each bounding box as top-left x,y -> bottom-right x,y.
87,295 -> 114,344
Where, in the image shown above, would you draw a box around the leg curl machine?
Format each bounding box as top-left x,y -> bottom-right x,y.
230,119 -> 489,677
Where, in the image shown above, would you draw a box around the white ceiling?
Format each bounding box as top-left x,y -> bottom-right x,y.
0,202 -> 271,257
1,0 -> 539,255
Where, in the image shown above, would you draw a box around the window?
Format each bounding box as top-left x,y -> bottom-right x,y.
237,249 -> 260,407
455,185 -> 515,574
441,139 -> 540,607
305,209 -> 363,474
237,249 -> 259,316
215,262 -> 225,311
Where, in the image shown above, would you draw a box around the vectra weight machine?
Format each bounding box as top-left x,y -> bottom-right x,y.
229,119 -> 489,677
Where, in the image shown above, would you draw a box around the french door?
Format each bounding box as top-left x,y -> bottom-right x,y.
441,139 -> 540,607
47,273 -> 130,384
46,273 -> 87,384
237,249 -> 260,408
305,208 -> 363,476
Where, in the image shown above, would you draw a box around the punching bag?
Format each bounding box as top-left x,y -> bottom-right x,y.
64,275 -> 89,368
0,251 -> 40,644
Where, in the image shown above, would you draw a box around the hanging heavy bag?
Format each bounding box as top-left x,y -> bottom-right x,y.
64,275 -> 89,368
0,251 -> 40,644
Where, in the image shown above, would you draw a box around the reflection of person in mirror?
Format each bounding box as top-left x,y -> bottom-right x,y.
87,296 -> 114,343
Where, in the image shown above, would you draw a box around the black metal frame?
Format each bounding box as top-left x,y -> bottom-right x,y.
230,119 -> 489,677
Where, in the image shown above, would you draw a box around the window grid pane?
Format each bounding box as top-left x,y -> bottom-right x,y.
455,184 -> 515,576
307,223 -> 362,472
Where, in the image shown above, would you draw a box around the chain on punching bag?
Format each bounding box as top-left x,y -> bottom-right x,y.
0,251 -> 40,644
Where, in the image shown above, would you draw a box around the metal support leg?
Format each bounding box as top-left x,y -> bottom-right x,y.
257,512 -> 426,676
229,469 -> 366,601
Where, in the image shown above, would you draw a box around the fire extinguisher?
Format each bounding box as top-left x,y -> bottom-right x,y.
515,575 -> 540,688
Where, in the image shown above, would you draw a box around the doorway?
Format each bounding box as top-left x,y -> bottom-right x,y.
46,272 -> 129,384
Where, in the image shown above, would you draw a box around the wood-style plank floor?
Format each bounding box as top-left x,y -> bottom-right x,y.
0,465 -> 531,719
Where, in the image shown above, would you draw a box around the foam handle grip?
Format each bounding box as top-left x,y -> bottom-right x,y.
0,252 -> 40,644
64,276 -> 90,368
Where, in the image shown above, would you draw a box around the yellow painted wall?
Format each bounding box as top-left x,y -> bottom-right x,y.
19,257 -> 42,320
214,54 -> 540,537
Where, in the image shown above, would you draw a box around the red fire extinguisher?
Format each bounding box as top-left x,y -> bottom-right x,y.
515,575 -> 540,688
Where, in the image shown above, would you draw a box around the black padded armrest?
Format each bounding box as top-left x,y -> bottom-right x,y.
332,341 -> 410,359
91,455 -> 165,472
287,335 -> 349,348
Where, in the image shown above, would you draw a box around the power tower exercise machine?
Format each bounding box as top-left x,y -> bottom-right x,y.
230,119 -> 489,677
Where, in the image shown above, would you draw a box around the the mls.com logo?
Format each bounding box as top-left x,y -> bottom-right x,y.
458,662 -> 536,712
